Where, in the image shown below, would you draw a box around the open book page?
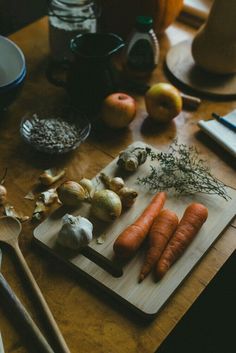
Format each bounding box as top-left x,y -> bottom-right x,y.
179,0 -> 213,28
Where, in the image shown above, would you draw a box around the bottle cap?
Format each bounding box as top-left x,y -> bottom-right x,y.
135,16 -> 153,32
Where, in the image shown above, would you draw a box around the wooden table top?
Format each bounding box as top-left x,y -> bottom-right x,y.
0,17 -> 235,353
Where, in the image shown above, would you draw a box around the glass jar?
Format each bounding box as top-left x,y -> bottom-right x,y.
48,0 -> 98,62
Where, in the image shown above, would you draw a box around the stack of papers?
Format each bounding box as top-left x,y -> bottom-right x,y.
179,0 -> 213,28
183,0 -> 212,18
198,118 -> 236,158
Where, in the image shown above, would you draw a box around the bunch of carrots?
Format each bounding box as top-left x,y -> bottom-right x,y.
113,192 -> 208,281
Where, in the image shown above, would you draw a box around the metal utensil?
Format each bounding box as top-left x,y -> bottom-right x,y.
0,248 -> 54,352
0,216 -> 70,353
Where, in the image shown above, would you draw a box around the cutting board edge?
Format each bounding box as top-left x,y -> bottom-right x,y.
33,236 -> 160,319
33,208 -> 235,318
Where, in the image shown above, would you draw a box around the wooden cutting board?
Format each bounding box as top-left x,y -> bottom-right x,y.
33,142 -> 236,318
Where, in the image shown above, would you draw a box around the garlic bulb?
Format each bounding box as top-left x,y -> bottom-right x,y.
57,214 -> 93,250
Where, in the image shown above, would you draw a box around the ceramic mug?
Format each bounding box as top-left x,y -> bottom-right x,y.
47,32 -> 124,115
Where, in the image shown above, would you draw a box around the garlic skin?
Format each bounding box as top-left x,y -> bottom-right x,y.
57,214 -> 93,250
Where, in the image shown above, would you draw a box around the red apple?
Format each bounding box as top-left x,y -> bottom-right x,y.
101,93 -> 136,129
145,83 -> 182,123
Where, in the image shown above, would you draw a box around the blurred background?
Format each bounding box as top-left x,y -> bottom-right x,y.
0,0 -> 47,35
0,0 -> 212,35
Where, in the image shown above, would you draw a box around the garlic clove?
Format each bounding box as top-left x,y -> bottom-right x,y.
100,173 -> 125,193
108,177 -> 125,193
118,187 -> 138,208
39,168 -> 65,186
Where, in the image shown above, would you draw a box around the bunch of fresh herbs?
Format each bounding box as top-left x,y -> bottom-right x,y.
137,140 -> 230,200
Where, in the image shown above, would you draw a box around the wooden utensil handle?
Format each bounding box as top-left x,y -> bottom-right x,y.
0,273 -> 54,353
13,243 -> 71,353
181,93 -> 201,110
0,331 -> 5,353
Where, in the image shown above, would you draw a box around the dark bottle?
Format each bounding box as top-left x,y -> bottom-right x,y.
123,16 -> 159,76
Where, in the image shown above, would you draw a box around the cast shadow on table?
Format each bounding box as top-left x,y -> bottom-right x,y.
0,243 -> 60,353
91,115 -> 177,147
195,130 -> 236,172
0,303 -> 51,353
140,116 -> 177,139
31,241 -> 157,327
15,139 -> 78,169
90,119 -> 132,145
155,250 -> 236,353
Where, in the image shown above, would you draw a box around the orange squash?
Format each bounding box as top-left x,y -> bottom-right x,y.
99,0 -> 184,39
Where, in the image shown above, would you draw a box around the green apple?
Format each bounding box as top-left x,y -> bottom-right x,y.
145,83 -> 182,123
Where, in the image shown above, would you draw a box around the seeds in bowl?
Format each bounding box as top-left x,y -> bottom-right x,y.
28,116 -> 81,153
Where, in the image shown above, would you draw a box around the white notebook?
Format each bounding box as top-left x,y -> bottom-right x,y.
183,0 -> 212,20
198,119 -> 236,158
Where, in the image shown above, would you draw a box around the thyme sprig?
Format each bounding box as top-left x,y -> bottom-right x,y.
137,141 -> 230,200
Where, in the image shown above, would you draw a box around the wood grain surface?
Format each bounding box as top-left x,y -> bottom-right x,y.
0,17 -> 235,353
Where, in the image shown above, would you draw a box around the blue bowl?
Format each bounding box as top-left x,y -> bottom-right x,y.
0,35 -> 26,109
0,66 -> 26,93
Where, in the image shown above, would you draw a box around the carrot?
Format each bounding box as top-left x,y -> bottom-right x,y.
113,192 -> 166,259
139,209 -> 179,282
155,203 -> 208,280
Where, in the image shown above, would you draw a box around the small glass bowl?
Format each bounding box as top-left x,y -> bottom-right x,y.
20,108 -> 91,154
